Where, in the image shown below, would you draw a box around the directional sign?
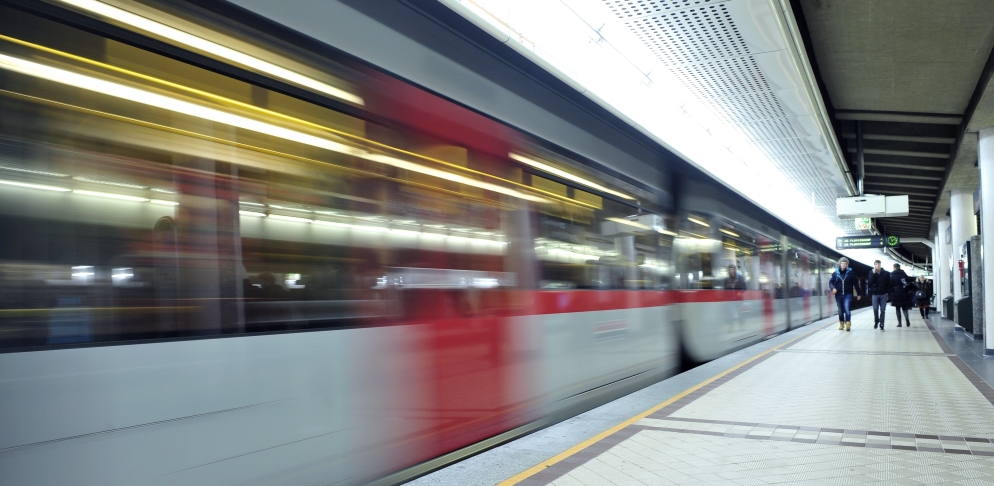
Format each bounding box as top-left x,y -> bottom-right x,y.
835,235 -> 900,250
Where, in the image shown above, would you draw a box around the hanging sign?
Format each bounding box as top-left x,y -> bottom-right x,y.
835,235 -> 900,250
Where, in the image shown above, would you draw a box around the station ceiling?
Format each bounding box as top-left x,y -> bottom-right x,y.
794,0 -> 994,263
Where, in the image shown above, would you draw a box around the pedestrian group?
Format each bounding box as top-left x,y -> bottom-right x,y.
828,257 -> 931,332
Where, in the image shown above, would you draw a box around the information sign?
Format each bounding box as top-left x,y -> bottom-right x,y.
835,235 -> 900,250
854,217 -> 871,230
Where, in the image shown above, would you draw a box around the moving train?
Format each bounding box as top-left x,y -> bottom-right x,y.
0,2 -> 858,485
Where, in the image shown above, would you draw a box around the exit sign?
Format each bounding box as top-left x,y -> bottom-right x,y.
854,217 -> 871,230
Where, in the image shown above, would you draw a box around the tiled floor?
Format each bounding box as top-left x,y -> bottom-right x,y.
530,311 -> 994,485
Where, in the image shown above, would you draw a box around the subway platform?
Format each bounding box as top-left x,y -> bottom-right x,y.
412,309 -> 994,486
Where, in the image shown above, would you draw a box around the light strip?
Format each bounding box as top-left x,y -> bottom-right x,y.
269,204 -> 313,213
719,228 -> 740,237
74,189 -> 148,201
239,210 -> 267,217
0,165 -> 68,177
73,176 -> 146,189
0,178 -> 70,192
149,199 -> 178,206
510,153 -> 635,200
688,217 -> 710,227
239,201 -> 265,207
656,229 -> 678,236
0,53 -> 546,205
313,220 -> 351,228
268,214 -> 312,223
606,217 -> 650,230
55,0 -> 364,105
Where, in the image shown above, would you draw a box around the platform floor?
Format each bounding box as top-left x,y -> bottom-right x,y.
412,308 -> 994,486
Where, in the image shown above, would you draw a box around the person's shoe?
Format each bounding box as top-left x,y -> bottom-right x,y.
880,326 -> 885,332
874,322 -> 879,329
839,322 -> 845,330
897,323 -> 902,327
907,322 -> 911,327
846,321 -> 851,332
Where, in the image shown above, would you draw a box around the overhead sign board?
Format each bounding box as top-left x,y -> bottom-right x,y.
835,235 -> 900,250
854,217 -> 871,230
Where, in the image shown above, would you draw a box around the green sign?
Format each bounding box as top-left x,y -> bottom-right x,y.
835,236 -> 900,250
854,217 -> 871,230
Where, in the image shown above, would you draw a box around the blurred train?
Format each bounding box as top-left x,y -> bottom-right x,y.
0,2 -> 858,485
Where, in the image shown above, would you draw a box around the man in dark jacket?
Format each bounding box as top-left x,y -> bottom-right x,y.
828,257 -> 862,332
889,263 -> 917,327
866,260 -> 890,331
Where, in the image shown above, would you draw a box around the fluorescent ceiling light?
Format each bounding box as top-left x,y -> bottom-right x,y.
73,176 -> 146,189
352,225 -> 389,232
0,165 -> 68,177
54,0 -> 364,105
313,220 -> 351,228
0,178 -> 70,192
268,214 -> 312,223
606,217 -> 650,230
510,153 -> 634,200
269,204 -> 312,212
149,199 -> 179,206
74,189 -> 148,201
0,53 -> 545,205
656,229 -> 678,236
239,210 -> 267,217
720,228 -> 739,237
239,201 -> 265,206
688,217 -> 710,227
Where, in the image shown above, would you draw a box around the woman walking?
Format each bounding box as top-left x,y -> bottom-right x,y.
915,276 -> 932,320
828,257 -> 862,331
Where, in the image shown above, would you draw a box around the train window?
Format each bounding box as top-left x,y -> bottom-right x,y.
1,11 -> 627,349
535,196 -> 673,290
673,214 -> 779,292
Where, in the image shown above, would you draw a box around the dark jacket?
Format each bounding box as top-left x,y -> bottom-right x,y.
723,274 -> 746,290
889,269 -> 917,308
866,269 -> 891,296
914,281 -> 933,306
828,267 -> 861,296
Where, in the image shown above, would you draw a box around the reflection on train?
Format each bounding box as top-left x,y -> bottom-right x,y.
0,6 -> 849,486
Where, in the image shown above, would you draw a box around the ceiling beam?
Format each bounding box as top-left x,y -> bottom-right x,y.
863,162 -> 946,171
865,173 -> 943,181
848,147 -> 950,159
840,133 -> 956,144
864,181 -> 940,190
835,110 -> 962,125
870,189 -> 939,197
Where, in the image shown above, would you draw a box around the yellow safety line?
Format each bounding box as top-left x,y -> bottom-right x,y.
498,323 -> 829,485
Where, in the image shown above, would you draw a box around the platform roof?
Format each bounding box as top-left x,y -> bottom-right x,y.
796,0 -> 994,262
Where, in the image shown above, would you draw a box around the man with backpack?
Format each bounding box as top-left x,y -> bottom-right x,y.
866,260 -> 890,331
828,257 -> 862,332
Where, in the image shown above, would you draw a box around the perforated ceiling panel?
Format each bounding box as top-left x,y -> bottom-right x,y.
603,0 -> 854,233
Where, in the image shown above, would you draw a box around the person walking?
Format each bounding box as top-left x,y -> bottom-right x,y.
915,276 -> 932,320
889,263 -> 916,327
828,257 -> 862,331
866,260 -> 890,331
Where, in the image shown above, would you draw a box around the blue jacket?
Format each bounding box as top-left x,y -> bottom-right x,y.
828,267 -> 861,296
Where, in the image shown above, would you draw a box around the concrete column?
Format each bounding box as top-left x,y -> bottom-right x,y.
951,189 -> 978,302
979,128 -> 994,350
937,216 -> 951,317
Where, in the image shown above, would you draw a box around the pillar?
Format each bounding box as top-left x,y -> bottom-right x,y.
936,217 -> 950,317
951,188 -> 977,303
979,128 -> 994,350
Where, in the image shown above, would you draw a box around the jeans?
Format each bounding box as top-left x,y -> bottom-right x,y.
836,294 -> 852,322
895,306 -> 910,325
872,294 -> 887,327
